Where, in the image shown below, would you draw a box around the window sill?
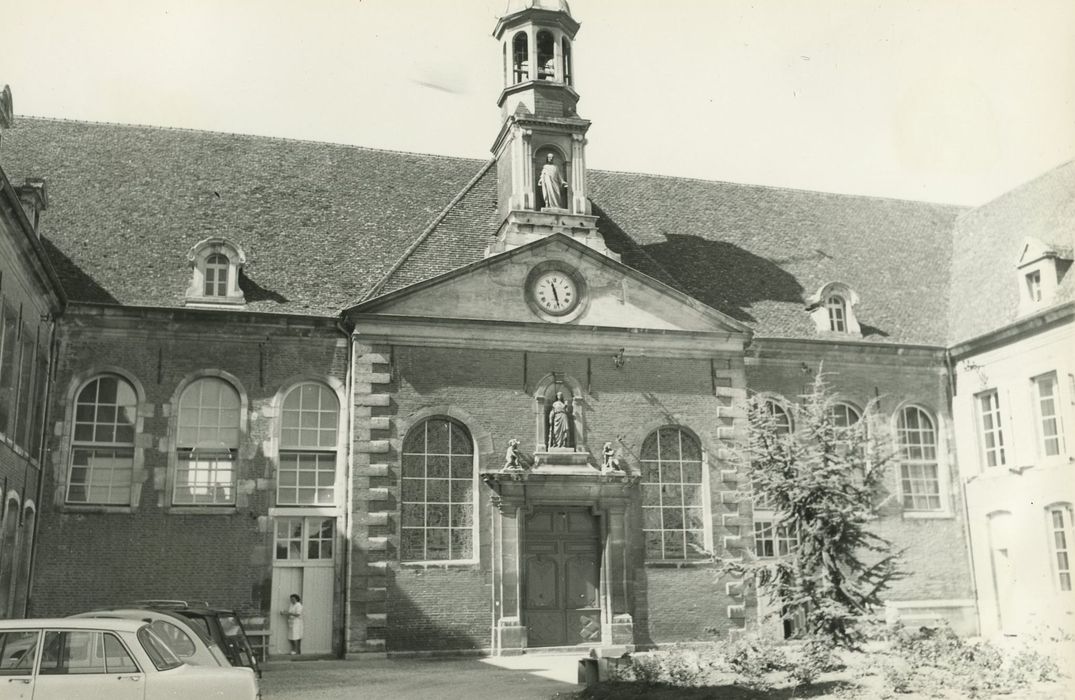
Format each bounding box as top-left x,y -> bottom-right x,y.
400,560 -> 480,570
167,506 -> 239,516
183,296 -> 246,307
644,559 -> 715,569
902,510 -> 954,520
61,504 -> 136,514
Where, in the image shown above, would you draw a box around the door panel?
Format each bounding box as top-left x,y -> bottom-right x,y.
301,565 -> 334,654
271,516 -> 337,656
270,567 -> 302,655
522,508 -> 601,647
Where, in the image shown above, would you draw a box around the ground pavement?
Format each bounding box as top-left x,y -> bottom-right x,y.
260,653 -> 581,700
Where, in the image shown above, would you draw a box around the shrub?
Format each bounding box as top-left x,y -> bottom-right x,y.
622,647 -> 706,687
723,635 -> 789,688
789,638 -> 842,686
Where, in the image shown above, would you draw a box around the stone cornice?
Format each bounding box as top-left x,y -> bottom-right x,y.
947,301 -> 1073,360
746,335 -> 946,366
0,167 -> 66,311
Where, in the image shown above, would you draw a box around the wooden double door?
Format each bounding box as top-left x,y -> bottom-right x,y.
523,507 -> 601,647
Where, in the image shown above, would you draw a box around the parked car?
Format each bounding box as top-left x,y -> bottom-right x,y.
135,600 -> 261,677
0,617 -> 260,700
69,607 -> 230,668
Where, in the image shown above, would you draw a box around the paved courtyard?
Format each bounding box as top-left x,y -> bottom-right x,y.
260,654 -> 581,700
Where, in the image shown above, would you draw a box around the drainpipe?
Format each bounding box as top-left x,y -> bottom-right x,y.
945,346 -> 980,635
335,320 -> 354,657
24,315 -> 58,617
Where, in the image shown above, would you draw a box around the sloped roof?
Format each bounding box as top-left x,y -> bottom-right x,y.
3,117 -> 968,343
1,118 -> 485,315
948,159 -> 1075,344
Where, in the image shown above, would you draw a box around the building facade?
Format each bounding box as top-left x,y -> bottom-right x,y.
0,2 -> 1070,655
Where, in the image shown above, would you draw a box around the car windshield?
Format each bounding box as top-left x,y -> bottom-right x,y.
137,626 -> 183,671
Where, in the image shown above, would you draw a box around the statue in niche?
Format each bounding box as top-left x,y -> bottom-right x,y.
601,442 -> 624,474
538,153 -> 566,209
502,438 -> 523,472
547,391 -> 573,448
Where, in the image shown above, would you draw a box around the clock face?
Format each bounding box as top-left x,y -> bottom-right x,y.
532,270 -> 579,315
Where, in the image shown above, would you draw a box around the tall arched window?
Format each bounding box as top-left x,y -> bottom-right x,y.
203,254 -> 229,297
277,383 -> 339,506
537,30 -> 555,80
896,406 -> 941,511
826,295 -> 847,332
766,399 -> 793,434
0,497 -> 19,615
401,418 -> 475,562
512,32 -> 529,83
174,377 -> 240,506
66,374 -> 138,505
641,427 -> 707,560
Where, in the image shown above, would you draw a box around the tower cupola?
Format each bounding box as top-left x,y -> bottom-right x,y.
488,1 -> 617,260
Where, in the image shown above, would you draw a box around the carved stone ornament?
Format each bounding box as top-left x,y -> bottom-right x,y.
502,438 -> 524,472
601,442 -> 624,474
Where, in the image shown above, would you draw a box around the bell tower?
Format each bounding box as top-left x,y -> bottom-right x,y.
486,0 -> 617,260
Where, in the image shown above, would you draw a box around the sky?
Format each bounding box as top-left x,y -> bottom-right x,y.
1,0 -> 1073,206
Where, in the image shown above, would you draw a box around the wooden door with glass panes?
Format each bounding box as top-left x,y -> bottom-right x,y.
271,516 -> 335,655
522,508 -> 601,647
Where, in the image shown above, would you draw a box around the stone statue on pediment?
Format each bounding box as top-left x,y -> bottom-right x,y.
601,442 -> 624,474
503,438 -> 524,471
547,391 -> 573,448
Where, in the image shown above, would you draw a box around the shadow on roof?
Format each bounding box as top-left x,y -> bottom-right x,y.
39,236 -> 118,305
238,272 -> 289,304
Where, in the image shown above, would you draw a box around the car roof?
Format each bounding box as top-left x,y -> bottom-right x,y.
72,609 -> 217,641
0,618 -> 147,632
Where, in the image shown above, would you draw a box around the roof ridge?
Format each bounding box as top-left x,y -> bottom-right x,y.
591,165 -> 970,210
356,158 -> 497,305
13,114 -> 488,165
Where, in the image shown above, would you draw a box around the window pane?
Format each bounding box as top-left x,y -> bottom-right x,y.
0,630 -> 38,674
897,407 -> 941,511
641,427 -> 706,559
103,634 -> 139,673
400,418 -> 474,561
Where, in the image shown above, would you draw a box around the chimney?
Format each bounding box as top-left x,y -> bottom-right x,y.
16,178 -> 47,231
0,84 -> 12,155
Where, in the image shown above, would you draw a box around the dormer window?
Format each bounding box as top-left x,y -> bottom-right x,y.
1017,237 -> 1072,315
807,282 -> 861,336
185,237 -> 246,306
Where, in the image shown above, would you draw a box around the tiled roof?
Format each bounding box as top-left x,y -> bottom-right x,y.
948,159 -> 1075,344
3,117 -> 969,343
1,118 -> 486,315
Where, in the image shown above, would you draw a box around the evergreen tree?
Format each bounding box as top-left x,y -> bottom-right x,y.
725,372 -> 905,649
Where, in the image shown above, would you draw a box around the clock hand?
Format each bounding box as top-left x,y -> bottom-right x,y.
551,283 -> 560,305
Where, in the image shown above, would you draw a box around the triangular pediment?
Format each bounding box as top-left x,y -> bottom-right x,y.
1018,236 -> 1073,268
346,234 -> 750,336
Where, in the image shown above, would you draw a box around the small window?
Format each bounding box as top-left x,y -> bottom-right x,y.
826,295 -> 847,332
976,390 -> 1006,468
1026,271 -> 1042,302
0,301 -> 18,437
1033,373 -> 1064,458
203,254 -> 229,297
0,630 -> 39,674
537,30 -> 555,80
766,400 -> 793,435
14,333 -> 35,449
147,620 -> 196,658
274,516 -> 335,562
67,375 -> 138,505
137,627 -> 182,671
1047,504 -> 1073,591
277,384 -> 339,506
512,32 -> 529,83
174,377 -> 241,506
640,427 -> 707,560
896,406 -> 942,511
400,418 -> 475,562
754,519 -> 797,558
562,38 -> 572,85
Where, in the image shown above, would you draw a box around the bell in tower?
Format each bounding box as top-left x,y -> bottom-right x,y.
486,1 -> 618,260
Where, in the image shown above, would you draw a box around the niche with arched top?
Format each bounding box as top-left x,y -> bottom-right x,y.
533,145 -> 571,211
532,374 -> 586,452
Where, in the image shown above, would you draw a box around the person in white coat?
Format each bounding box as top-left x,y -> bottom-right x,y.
282,593 -> 303,655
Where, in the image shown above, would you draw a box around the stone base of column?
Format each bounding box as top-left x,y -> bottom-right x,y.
609,613 -> 634,646
496,617 -> 528,655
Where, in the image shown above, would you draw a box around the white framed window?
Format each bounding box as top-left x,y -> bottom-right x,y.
753,518 -> 798,558
826,296 -> 847,332
277,383 -> 339,506
975,390 -> 1006,468
400,418 -> 476,562
66,375 -> 138,505
1046,504 -> 1073,592
1033,372 -> 1065,458
274,516 -> 335,562
203,254 -> 229,297
641,426 -> 708,560
1025,271 -> 1042,302
896,406 -> 942,512
173,378 -> 240,506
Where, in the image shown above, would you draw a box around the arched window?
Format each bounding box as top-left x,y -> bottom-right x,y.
204,254 -> 229,297
562,37 -> 572,85
641,427 -> 707,560
400,418 -> 475,562
896,406 -> 941,511
1046,503 -> 1073,591
826,295 -> 847,332
512,32 -> 529,83
277,383 -> 339,506
766,399 -> 793,435
830,402 -> 861,428
66,375 -> 138,505
174,377 -> 240,506
537,30 -> 555,80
